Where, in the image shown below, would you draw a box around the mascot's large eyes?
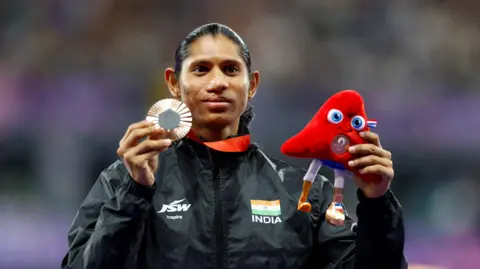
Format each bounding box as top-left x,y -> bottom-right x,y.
327,109 -> 343,124
351,115 -> 366,131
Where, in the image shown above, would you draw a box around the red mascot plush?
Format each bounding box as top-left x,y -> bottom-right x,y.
281,89 -> 379,225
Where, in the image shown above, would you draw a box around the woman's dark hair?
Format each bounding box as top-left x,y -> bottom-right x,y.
174,23 -> 255,127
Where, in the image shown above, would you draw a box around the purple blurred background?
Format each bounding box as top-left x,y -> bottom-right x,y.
0,1 -> 479,268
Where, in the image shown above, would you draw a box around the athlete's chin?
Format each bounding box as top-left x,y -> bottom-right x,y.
200,112 -> 239,127
205,114 -> 236,125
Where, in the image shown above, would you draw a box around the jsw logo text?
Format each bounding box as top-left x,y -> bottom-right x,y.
158,198 -> 191,214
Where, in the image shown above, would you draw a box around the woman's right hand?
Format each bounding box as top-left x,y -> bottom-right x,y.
116,120 -> 172,186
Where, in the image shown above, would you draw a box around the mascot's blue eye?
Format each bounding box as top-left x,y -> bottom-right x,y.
327,109 -> 343,124
351,115 -> 366,131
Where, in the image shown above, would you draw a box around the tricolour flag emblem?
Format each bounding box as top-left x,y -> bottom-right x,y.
250,199 -> 281,216
367,120 -> 377,128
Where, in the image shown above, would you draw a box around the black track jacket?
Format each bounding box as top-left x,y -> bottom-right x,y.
61,135 -> 408,269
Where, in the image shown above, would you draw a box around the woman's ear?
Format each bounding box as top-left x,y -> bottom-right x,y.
165,68 -> 181,98
248,71 -> 260,100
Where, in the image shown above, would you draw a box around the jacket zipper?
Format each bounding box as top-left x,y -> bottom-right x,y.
211,151 -> 224,269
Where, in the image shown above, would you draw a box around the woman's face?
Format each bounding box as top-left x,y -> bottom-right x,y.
168,34 -> 259,129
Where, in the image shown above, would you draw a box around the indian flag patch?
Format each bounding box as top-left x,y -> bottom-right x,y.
250,199 -> 282,224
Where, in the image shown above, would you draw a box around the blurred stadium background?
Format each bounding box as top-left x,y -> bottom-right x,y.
0,0 -> 479,268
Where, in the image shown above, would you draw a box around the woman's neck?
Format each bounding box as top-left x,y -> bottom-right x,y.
192,120 -> 240,142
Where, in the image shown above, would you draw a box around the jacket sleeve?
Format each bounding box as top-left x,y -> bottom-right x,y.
61,161 -> 156,269
308,176 -> 408,269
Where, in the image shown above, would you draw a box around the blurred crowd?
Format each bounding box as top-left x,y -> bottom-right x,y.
0,0 -> 479,268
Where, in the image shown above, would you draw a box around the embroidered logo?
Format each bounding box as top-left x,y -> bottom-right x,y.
250,199 -> 282,224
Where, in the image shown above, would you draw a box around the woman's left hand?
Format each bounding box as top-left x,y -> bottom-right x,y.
347,131 -> 394,198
